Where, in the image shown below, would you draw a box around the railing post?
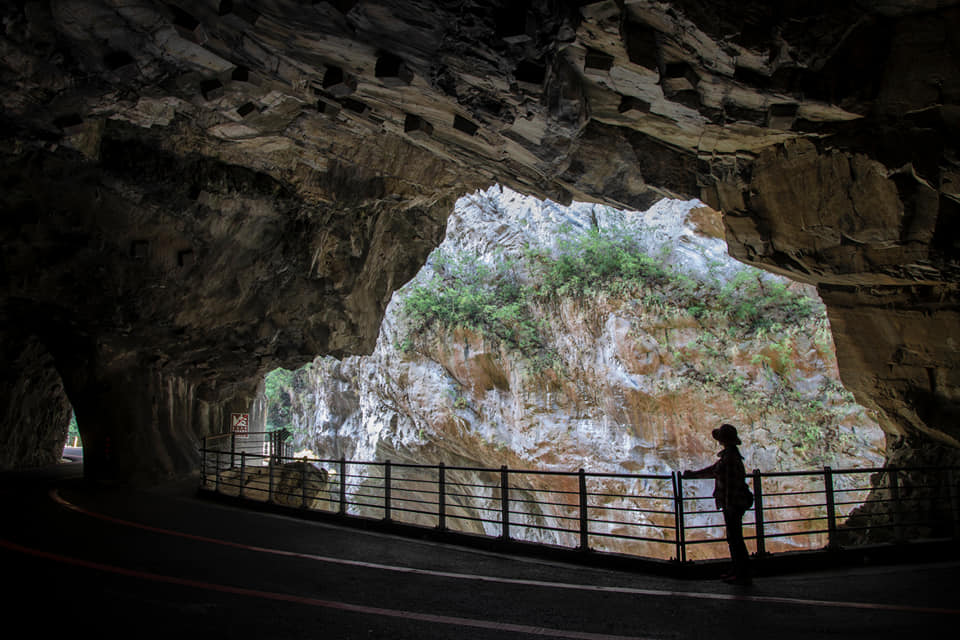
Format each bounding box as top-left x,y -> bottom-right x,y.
301,459 -> 308,509
889,466 -> 904,542
230,433 -> 236,469
949,469 -> 960,540
438,462 -> 446,531
201,436 -> 207,487
674,471 -> 687,563
215,450 -> 221,492
239,451 -> 246,498
500,465 -> 510,541
384,460 -> 392,522
823,466 -> 839,550
339,457 -> 347,515
752,469 -> 767,557
268,452 -> 274,503
578,469 -> 589,552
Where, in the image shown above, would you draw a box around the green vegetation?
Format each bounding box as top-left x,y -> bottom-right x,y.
67,412 -> 81,447
264,367 -> 309,433
531,227 -> 674,299
665,316 -> 857,466
716,271 -> 815,333
400,250 -> 554,369
398,219 -> 820,370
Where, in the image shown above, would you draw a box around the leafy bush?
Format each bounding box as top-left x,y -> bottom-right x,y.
717,271 -> 815,332
264,367 -> 306,432
529,228 -> 672,299
400,251 -> 550,366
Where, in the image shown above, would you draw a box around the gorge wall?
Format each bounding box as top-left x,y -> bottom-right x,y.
275,187 -> 887,555
1,1 -> 958,481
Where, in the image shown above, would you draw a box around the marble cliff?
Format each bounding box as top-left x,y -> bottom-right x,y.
280,188 -> 887,554
1,1 -> 958,482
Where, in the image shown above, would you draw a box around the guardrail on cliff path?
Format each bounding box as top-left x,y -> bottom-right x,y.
199,433 -> 960,565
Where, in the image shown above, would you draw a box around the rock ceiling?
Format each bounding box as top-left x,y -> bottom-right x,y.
1,0 -> 958,481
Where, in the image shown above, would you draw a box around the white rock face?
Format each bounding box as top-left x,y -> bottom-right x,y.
285,186 -> 886,557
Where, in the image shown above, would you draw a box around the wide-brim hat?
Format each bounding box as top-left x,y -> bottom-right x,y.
712,423 -> 741,446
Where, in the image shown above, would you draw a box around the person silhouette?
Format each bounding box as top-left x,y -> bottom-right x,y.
684,423 -> 754,585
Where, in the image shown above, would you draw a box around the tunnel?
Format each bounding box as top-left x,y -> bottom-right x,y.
1,1 -> 959,493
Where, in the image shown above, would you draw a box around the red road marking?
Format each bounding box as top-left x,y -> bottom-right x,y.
48,489 -> 960,617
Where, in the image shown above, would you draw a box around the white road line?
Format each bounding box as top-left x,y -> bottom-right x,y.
50,489 -> 959,616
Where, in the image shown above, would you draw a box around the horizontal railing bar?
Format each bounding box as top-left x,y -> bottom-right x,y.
443,513 -> 498,525
837,523 -> 896,533
507,521 -> 579,535
587,491 -> 671,502
389,496 -> 440,508
755,489 -> 828,498
511,486 -> 580,497
444,481 -> 500,491
509,497 -> 577,509
389,484 -> 440,494
589,516 -> 676,531
760,515 -> 830,527
444,490 -> 500,501
444,502 -> 503,515
589,530 -> 676,545
761,529 -> 830,540
747,471 -> 826,479
758,504 -> 828,514
588,504 -> 675,516
507,510 -> 580,523
388,481 -> 441,491
832,465 -> 959,474
389,505 -> 440,518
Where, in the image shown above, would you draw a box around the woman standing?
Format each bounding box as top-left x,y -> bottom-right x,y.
684,423 -> 754,585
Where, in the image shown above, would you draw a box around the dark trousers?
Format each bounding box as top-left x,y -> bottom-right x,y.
723,507 -> 750,577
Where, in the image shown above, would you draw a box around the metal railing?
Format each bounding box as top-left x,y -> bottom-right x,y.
199,435 -> 960,563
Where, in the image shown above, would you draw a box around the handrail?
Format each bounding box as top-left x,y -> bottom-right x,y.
197,438 -> 960,565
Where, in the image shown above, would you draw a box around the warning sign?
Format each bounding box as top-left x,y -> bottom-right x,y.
231,413 -> 250,438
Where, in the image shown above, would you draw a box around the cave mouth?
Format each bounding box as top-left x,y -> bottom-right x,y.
240,187 -> 896,558
258,186 -> 887,484
64,411 -> 83,451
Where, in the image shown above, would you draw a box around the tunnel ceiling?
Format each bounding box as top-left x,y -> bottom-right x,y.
2,0 -> 959,481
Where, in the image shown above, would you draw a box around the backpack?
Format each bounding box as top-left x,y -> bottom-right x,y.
732,482 -> 754,511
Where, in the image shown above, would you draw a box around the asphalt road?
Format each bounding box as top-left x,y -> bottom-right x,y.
1,461 -> 957,639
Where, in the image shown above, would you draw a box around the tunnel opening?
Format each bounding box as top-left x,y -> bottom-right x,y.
247,186 -> 890,561
65,411 -> 82,449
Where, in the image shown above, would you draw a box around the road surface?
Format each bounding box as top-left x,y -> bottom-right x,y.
1,461 -> 956,639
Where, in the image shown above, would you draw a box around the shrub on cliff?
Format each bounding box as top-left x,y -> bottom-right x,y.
398,216 -> 820,369
531,227 -> 672,298
400,250 -> 549,364
717,271 -> 815,332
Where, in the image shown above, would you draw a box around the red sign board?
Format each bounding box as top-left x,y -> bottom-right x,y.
231,413 -> 250,438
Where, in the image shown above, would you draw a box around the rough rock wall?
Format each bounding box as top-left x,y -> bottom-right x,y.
0,130 -> 453,481
2,1 -> 959,481
0,334 -> 72,470
286,189 -> 887,554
